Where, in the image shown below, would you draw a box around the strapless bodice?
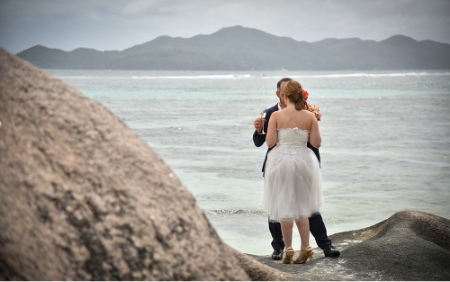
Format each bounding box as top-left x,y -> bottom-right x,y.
277,127 -> 309,147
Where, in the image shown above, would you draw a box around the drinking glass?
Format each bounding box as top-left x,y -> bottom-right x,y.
260,110 -> 266,119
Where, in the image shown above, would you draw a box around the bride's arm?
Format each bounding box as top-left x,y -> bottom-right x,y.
309,116 -> 321,149
266,112 -> 278,148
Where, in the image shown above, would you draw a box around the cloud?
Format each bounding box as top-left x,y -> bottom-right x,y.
123,0 -> 189,15
1,0 -> 449,54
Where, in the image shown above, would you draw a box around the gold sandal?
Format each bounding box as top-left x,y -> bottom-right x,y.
282,247 -> 294,264
293,246 -> 314,264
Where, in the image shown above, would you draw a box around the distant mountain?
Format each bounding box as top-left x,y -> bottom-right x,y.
109,48 -> 231,70
16,26 -> 450,70
17,45 -> 121,69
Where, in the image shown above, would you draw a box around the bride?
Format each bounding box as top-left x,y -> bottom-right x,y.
263,79 -> 323,264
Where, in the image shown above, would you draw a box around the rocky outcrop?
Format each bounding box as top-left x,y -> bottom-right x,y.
251,210 -> 450,281
0,48 -> 260,280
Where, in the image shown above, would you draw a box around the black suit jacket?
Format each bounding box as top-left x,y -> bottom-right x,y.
253,104 -> 321,174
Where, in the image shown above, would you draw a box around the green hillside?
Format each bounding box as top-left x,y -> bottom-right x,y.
16,26 -> 450,70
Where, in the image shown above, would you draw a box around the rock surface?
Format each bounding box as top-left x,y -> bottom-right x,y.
250,210 -> 450,281
0,48 -> 262,280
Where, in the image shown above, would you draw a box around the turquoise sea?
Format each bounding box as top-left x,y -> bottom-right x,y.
48,69 -> 450,255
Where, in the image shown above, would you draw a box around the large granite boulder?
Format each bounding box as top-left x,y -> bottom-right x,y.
0,48 -> 290,280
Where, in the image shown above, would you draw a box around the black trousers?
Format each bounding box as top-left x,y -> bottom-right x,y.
269,213 -> 331,250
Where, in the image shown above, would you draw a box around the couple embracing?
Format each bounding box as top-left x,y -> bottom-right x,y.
253,77 -> 340,264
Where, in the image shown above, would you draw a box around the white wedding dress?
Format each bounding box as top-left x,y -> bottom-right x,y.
264,128 -> 323,222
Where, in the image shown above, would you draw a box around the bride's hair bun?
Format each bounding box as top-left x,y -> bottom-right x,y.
284,80 -> 308,111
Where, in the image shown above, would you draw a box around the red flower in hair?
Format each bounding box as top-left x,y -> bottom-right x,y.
303,90 -> 309,100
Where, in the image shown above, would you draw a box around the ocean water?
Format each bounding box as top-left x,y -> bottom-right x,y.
48,69 -> 450,255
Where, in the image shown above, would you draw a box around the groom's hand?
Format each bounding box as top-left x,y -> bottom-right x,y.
254,117 -> 265,134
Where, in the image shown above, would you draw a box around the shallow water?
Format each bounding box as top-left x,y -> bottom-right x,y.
49,69 -> 450,255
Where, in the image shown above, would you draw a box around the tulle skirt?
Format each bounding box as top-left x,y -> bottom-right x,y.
263,145 -> 323,222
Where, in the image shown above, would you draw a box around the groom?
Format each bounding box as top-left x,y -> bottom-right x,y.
253,77 -> 340,260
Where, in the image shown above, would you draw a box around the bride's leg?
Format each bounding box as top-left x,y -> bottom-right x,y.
294,217 -> 310,261
280,219 -> 293,248
280,219 -> 295,263
296,217 -> 310,249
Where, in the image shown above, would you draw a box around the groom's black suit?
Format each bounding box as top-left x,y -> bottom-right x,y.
253,103 -> 332,251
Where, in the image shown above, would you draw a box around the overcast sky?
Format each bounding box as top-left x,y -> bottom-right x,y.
1,0 -> 449,54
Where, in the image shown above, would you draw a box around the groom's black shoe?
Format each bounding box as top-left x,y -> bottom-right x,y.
323,245 -> 340,257
271,249 -> 284,260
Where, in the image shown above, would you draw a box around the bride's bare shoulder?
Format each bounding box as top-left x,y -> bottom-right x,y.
271,110 -> 282,117
302,109 -> 315,117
